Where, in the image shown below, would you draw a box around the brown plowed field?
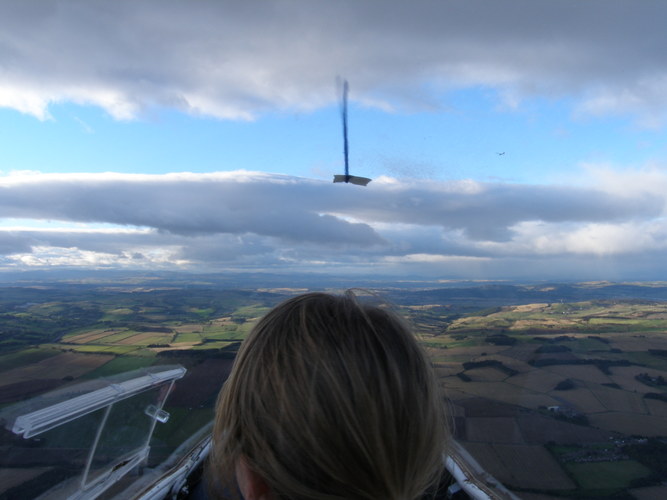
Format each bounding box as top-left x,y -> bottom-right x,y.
64,329 -> 123,344
441,386 -> 474,401
460,442 -> 512,487
588,412 -> 666,436
92,330 -> 140,343
0,352 -> 113,385
441,345 -> 505,359
150,342 -> 201,353
464,366 -> 509,382
434,362 -> 463,377
0,379 -> 63,403
494,443 -> 576,490
585,382 -> 648,413
645,398 -> 667,417
609,338 -> 650,351
609,366 -> 667,393
506,369 -> 564,393
498,345 -> 539,362
443,378 -> 558,408
465,417 -> 524,444
456,397 -> 522,417
545,365 -> 613,384
485,354 -> 535,373
533,351 -> 580,363
463,442 -> 576,491
117,332 -> 173,345
548,387 -> 607,413
516,414 -> 613,444
172,324 -> 204,333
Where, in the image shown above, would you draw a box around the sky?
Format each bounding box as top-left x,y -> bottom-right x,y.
1,0 -> 667,281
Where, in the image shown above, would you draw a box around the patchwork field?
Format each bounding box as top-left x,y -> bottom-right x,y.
496,444 -> 576,490
548,386 -> 608,413
0,351 -> 114,403
426,296 -> 667,498
0,348 -> 60,372
516,414 -> 612,444
505,369 -> 563,392
464,417 -> 524,444
63,329 -> 126,344
586,381 -> 648,413
588,412 -> 666,436
444,378 -> 560,408
458,366 -> 509,382
463,442 -> 576,491
645,398 -> 667,417
609,365 -> 667,392
0,351 -> 113,385
543,364 -> 614,384
1,283 -> 667,499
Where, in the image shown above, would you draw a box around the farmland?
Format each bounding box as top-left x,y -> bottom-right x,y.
398,290 -> 667,497
0,279 -> 666,498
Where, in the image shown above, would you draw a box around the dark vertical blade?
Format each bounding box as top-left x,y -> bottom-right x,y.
341,80 -> 349,179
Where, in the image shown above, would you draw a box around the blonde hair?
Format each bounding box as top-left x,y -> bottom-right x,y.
210,291 -> 447,499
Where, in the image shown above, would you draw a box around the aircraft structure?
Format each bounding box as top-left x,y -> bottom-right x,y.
0,363 -> 510,499
333,80 -> 372,186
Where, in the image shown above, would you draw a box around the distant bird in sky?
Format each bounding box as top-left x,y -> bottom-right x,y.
497,152 -> 505,156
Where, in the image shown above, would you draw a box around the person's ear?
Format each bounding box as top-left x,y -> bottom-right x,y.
236,458 -> 273,500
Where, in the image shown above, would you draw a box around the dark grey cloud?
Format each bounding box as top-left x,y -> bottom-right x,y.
0,174 -> 384,246
0,231 -> 33,255
344,182 -> 665,241
0,173 -> 660,246
1,171 -> 667,277
1,0 -> 667,123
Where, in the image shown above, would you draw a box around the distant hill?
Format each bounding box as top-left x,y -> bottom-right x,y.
383,282 -> 667,306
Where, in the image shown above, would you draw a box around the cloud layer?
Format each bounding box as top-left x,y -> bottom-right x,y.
1,0 -> 667,125
2,1 -> 667,279
2,170 -> 667,278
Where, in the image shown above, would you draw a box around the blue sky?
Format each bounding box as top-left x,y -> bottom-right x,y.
1,0 -> 667,280
3,89 -> 665,184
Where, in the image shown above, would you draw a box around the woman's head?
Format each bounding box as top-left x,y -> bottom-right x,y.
210,291 -> 447,500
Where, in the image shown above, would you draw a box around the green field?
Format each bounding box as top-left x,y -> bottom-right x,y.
174,332 -> 203,343
69,344 -> 144,355
0,348 -> 60,372
81,356 -> 158,379
566,461 -> 652,490
447,300 -> 667,333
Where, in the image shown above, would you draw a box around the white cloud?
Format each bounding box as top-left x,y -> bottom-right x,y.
383,254 -> 490,264
504,219 -> 667,256
579,163 -> 667,206
0,85 -> 52,120
577,76 -> 667,128
1,0 -> 667,125
5,245 -> 189,269
0,170 -> 666,277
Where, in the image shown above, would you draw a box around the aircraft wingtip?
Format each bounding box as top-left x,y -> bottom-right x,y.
333,175 -> 371,186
